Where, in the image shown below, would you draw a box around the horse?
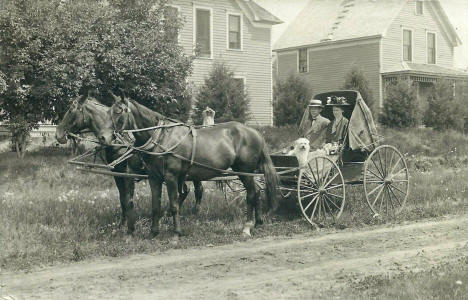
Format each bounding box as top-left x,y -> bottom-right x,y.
55,95 -> 205,233
103,94 -> 279,240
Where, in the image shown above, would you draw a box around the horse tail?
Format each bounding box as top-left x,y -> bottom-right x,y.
258,146 -> 280,211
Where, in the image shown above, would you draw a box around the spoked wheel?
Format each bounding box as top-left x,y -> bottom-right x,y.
364,145 -> 409,218
297,156 -> 346,226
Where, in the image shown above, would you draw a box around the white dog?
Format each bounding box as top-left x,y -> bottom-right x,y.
287,138 -> 311,167
202,107 -> 215,126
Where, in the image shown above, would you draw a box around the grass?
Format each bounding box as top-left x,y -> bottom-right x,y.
1,141 -> 468,272
329,256 -> 468,300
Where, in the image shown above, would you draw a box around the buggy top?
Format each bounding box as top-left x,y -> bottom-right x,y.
300,90 -> 380,152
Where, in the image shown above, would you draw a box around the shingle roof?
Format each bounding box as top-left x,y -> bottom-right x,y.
246,1 -> 283,24
383,62 -> 468,77
274,0 -> 460,51
235,0 -> 283,26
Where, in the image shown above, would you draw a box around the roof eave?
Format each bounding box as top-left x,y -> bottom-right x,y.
381,70 -> 468,79
234,0 -> 283,28
273,35 -> 382,52
430,1 -> 462,47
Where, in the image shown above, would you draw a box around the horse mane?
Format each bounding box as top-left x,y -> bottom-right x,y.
128,98 -> 183,124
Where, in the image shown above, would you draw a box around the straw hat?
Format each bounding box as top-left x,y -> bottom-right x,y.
308,99 -> 324,107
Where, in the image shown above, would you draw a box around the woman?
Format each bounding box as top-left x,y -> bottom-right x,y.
326,96 -> 350,146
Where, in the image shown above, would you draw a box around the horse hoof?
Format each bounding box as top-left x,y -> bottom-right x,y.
242,228 -> 251,237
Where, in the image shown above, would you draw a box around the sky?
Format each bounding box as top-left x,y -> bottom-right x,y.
256,0 -> 468,69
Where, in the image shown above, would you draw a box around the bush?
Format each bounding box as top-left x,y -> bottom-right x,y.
423,80 -> 466,131
273,74 -> 313,126
192,62 -> 250,124
380,79 -> 420,128
343,66 -> 376,116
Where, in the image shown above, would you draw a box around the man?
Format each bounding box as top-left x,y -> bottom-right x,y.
298,99 -> 330,150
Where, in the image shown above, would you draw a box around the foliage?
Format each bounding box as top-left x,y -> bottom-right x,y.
0,0 -> 193,135
343,66 -> 376,116
423,79 -> 466,131
192,62 -> 250,124
273,74 -> 313,126
379,79 -> 420,128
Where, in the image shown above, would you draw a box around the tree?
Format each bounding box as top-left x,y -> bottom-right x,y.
0,0 -> 193,157
192,62 -> 250,124
379,79 -> 420,128
273,74 -> 313,126
424,79 -> 466,131
343,66 -> 376,116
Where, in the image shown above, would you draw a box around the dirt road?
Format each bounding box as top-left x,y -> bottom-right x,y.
2,216 -> 468,300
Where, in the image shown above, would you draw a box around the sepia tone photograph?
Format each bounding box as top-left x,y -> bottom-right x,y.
1,0 -> 468,299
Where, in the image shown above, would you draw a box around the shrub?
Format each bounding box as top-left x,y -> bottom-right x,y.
380,79 -> 420,128
343,66 -> 376,116
423,79 -> 466,131
192,62 -> 250,124
273,74 -> 313,126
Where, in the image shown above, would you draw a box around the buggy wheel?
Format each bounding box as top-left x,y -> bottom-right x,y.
297,156 -> 345,226
364,145 -> 409,218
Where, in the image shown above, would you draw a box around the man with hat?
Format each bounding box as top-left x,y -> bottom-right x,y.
326,96 -> 350,145
298,98 -> 330,150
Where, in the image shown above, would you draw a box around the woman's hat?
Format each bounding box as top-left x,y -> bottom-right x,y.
308,99 -> 324,107
327,96 -> 351,106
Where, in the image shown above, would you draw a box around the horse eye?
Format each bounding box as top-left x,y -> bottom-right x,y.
115,106 -> 123,114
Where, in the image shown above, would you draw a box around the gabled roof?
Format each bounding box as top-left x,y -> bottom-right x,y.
235,0 -> 283,27
274,0 -> 461,51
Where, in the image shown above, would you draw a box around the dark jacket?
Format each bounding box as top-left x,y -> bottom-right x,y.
326,116 -> 349,145
299,114 -> 330,150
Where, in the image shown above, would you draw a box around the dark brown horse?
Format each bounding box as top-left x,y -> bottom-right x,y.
56,95 -> 138,232
56,95 -> 205,233
104,95 -> 279,239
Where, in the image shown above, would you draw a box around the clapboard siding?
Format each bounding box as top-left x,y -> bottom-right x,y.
277,51 -> 298,81
276,41 -> 380,105
381,0 -> 454,72
172,0 -> 273,125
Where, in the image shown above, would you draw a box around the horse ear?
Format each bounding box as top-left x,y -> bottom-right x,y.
110,91 -> 122,104
78,94 -> 87,104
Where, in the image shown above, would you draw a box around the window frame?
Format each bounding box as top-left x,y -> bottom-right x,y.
297,48 -> 308,73
166,5 -> 181,44
402,28 -> 413,62
426,31 -> 436,64
193,6 -> 213,59
415,0 -> 423,15
226,12 -> 243,51
233,75 -> 246,92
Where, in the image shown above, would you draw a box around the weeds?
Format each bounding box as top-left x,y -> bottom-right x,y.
1,128 -> 468,271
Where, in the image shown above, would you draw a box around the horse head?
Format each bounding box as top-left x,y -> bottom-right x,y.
106,91 -> 138,145
56,94 -> 113,145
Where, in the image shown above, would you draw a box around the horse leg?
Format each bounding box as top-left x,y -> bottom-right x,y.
193,180 -> 203,214
166,174 -> 182,239
238,175 -> 258,237
178,182 -> 190,207
113,176 -> 129,226
126,178 -> 136,233
148,177 -> 163,237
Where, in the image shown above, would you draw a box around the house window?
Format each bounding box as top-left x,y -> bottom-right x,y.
427,32 -> 436,64
228,14 -> 241,50
195,8 -> 211,58
298,48 -> 308,73
416,1 -> 423,15
233,77 -> 245,91
166,6 -> 179,43
403,29 -> 412,61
